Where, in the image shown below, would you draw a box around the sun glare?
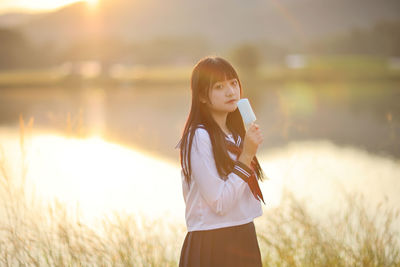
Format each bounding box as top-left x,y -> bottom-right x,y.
26,134 -> 184,225
0,129 -> 184,228
2,0 -> 99,12
85,0 -> 98,7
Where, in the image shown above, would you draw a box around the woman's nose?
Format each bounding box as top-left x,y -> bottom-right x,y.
226,84 -> 235,95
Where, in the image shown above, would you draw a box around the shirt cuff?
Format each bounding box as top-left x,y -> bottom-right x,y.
232,161 -> 253,182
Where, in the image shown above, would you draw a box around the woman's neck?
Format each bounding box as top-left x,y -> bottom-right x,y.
210,111 -> 230,135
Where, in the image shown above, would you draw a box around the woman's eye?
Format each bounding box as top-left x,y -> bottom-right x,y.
231,80 -> 238,86
215,84 -> 223,89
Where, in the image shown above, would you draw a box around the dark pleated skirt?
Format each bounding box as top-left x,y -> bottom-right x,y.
179,222 -> 262,267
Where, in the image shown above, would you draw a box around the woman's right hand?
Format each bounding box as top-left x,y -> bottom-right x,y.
238,123 -> 263,167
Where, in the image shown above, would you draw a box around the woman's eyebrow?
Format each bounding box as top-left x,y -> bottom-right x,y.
221,78 -> 236,84
213,78 -> 236,87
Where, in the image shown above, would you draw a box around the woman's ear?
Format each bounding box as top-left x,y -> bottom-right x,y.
199,88 -> 211,104
199,94 -> 208,104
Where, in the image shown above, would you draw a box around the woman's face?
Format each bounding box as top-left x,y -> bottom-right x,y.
203,77 -> 241,114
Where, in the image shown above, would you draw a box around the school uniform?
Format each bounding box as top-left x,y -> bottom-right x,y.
179,127 -> 263,267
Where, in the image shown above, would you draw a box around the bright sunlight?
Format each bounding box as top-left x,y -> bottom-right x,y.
0,128 -> 184,228
0,0 -> 98,12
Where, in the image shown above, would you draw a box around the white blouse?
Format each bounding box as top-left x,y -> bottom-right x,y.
181,127 -> 263,232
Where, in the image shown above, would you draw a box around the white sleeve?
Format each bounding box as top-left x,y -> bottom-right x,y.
190,128 -> 252,216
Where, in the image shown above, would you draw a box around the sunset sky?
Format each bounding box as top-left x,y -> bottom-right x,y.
0,0 -> 97,13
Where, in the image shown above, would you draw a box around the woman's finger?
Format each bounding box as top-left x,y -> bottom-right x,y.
248,123 -> 256,131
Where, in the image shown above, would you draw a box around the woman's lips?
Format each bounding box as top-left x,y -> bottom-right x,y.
226,99 -> 238,104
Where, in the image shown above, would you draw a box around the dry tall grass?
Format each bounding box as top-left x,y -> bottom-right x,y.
0,115 -> 184,266
258,189 -> 400,267
0,115 -> 399,266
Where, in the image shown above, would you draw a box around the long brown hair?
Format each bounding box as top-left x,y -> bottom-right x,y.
179,56 -> 264,186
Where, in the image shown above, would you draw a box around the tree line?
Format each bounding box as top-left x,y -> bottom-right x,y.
0,20 -> 399,70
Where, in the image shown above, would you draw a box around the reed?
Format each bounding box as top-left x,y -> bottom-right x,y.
0,116 -> 398,266
257,189 -> 400,267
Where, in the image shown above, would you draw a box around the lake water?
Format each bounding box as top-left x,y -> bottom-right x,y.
0,127 -> 399,230
0,84 -> 399,230
0,82 -> 399,161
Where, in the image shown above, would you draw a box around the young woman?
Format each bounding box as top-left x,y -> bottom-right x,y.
178,56 -> 265,267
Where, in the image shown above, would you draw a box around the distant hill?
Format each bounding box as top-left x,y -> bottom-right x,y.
1,0 -> 400,49
0,12 -> 44,27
